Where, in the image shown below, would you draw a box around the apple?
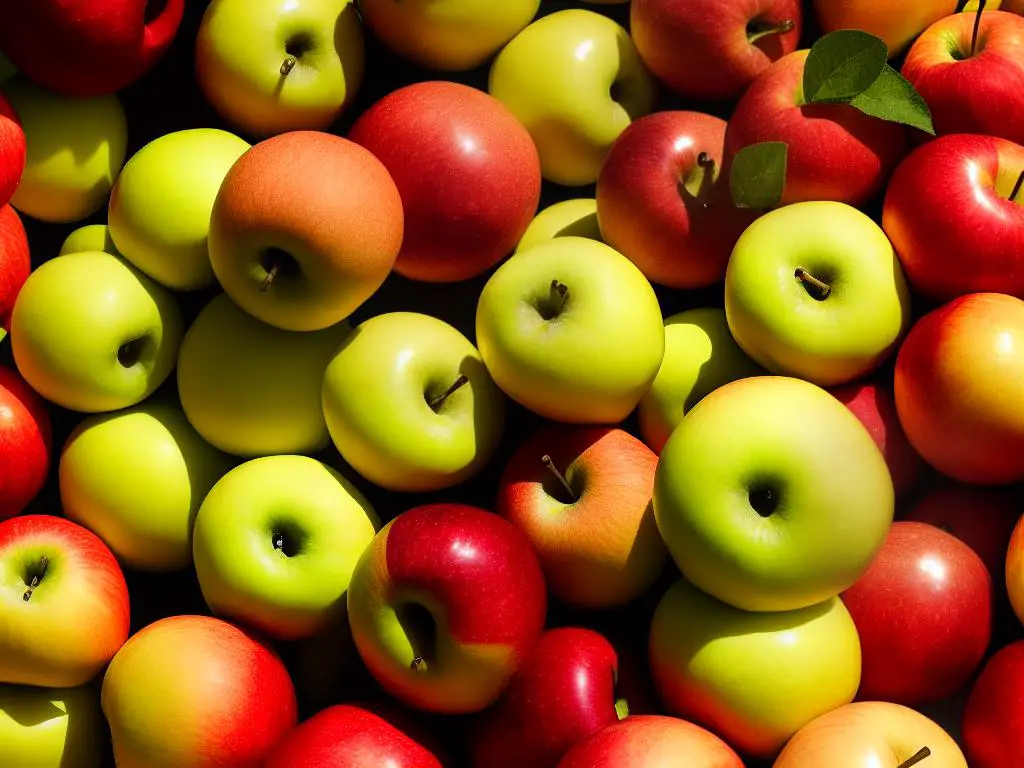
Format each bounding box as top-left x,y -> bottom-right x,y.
0,93 -> 25,208
650,577 -> 861,758
101,615 -> 297,767
724,201 -> 912,387
903,10 -> 1024,147
488,9 -> 657,187
321,311 -> 505,492
638,308 -> 763,454
4,77 -> 127,224
631,0 -> 801,102
358,0 -> 538,71
882,133 -> 1024,301
59,401 -> 234,572
516,199 -> 602,255
108,128 -> 251,291
596,110 -> 757,289
0,204 -> 30,339
209,130 -> 403,332
176,293 -> 351,457
196,0 -> 364,138
497,426 -> 666,609
0,367 -> 50,522
0,0 -> 184,96
1001,514 -> 1024,626
962,639 -> 1024,766
774,701 -> 968,767
0,683 -> 107,768
894,292 -> 1024,485
58,224 -> 121,257
476,236 -> 664,424
348,81 -> 541,283
347,503 -> 547,714
814,0 -> 957,58
0,515 -> 130,688
725,50 -> 908,207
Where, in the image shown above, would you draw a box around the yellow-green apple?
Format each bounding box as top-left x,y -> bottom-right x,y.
725,201 -> 912,387
59,401 -> 234,572
814,0 -> 957,58
903,10 -> 1024,146
0,204 -> 30,339
58,223 -> 121,257
476,236 -> 664,424
882,134 -> 1024,301
0,683 -> 106,768
497,426 -> 665,608
0,515 -> 130,688
963,640 -> 1024,766
488,9 -> 656,187
347,503 -> 547,714
4,77 -> 127,223
1003,514 -> 1024,625
209,130 -> 403,331
655,375 -> 894,612
557,715 -> 744,768
894,292 -> 1024,484
649,577 -> 861,758
0,0 -> 184,96
321,311 -> 505,492
108,128 -> 251,291
842,521 -> 992,706
348,81 -> 541,283
631,0 -> 801,102
773,701 -> 968,768
725,50 -> 908,206
193,455 -> 379,641
11,251 -> 183,413
357,0 -> 539,71
195,0 -> 364,138
638,308 -> 763,454
516,199 -> 602,254
176,293 -> 350,457
101,614 -> 297,767
0,93 -> 25,208
596,111 -> 757,289
0,367 -> 50,521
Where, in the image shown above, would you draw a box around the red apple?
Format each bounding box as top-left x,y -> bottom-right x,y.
0,94 -> 25,208
894,293 -> 1024,485
962,639 -> 1024,767
882,134 -> 1024,301
903,9 -> 1024,147
348,81 -> 541,283
0,366 -> 51,521
631,0 -> 801,102
841,521 -> 992,706
556,714 -> 744,768
0,0 -> 185,97
725,50 -> 908,207
347,503 -> 547,714
595,111 -> 757,289
1000,513 -> 1024,626
0,204 -> 30,337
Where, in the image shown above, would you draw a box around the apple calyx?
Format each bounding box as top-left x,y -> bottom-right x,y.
897,747 -> 931,768
117,337 -> 147,368
427,374 -> 470,412
22,556 -> 49,602
682,152 -> 718,209
747,18 -> 796,45
541,455 -> 578,503
794,267 -> 832,301
1011,170 -> 1024,204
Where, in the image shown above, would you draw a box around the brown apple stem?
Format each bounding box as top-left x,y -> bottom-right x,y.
428,375 -> 469,412
747,18 -> 796,44
259,262 -> 280,293
971,0 -> 986,56
694,152 -> 717,208
897,747 -> 931,768
794,267 -> 832,300
22,556 -> 49,603
280,56 -> 297,76
551,279 -> 569,308
541,455 -> 577,502
410,656 -> 427,672
1011,170 -> 1024,203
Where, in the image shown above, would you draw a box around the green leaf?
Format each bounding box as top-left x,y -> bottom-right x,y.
730,142 -> 788,211
849,65 -> 936,135
803,30 -> 888,104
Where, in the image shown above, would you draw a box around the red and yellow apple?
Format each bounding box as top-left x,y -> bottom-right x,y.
0,95 -> 25,208
1001,513 -> 1024,626
0,366 -> 50,521
0,204 -> 29,337
813,0 -> 957,58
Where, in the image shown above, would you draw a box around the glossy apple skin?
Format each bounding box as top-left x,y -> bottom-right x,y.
596,111 -> 756,289
841,521 -> 992,706
516,199 -> 602,254
963,640 -> 1024,766
349,81 -> 540,283
903,11 -> 1024,147
1001,515 -> 1024,626
0,95 -> 25,208
814,0 -> 956,57
0,367 -> 50,522
631,0 -> 801,101
726,50 -> 907,207
0,683 -> 107,768
894,293 -> 1024,485
883,134 -> 1024,301
348,504 -> 547,714
0,205 -> 30,335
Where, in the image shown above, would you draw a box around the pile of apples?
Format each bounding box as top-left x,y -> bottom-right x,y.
1,0 -> 1024,766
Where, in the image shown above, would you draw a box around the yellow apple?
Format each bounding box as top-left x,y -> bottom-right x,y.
0,684 -> 106,768
515,198 -> 602,254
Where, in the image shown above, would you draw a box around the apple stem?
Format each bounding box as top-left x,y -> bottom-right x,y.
747,18 -> 796,44
541,455 -> 577,502
897,747 -> 931,768
614,697 -> 630,720
694,152 -> 717,208
280,56 -> 297,76
971,0 -> 986,56
410,656 -> 427,672
22,556 -> 49,603
551,279 -> 569,309
259,262 -> 280,293
428,374 -> 469,412
794,267 -> 832,300
1011,170 -> 1024,203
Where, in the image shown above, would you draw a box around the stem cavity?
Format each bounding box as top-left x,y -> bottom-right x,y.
541,455 -> 578,503
794,267 -> 832,301
428,375 -> 469,412
22,556 -> 49,602
1011,169 -> 1024,203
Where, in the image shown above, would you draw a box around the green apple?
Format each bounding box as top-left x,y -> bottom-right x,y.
195,0 -> 364,139
0,683 -> 106,768
638,308 -> 763,454
489,9 -> 656,186
4,76 -> 127,223
724,201 -> 912,387
654,375 -> 894,613
649,577 -> 861,759
515,198 -> 603,255
59,401 -> 235,572
11,252 -> 184,413
58,224 -> 121,257
0,52 -> 16,85
476,235 -> 664,424
322,311 -> 505,492
193,455 -> 379,641
176,293 -> 350,457
108,128 -> 251,291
